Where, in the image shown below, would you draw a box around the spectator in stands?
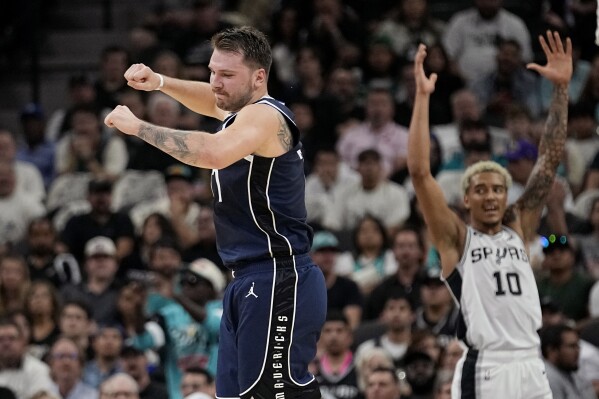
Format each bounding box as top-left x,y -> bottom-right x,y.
128,239 -> 215,399
409,329 -> 443,365
575,197 -> 599,279
120,345 -> 168,399
354,346 -> 395,394
433,371 -> 453,399
48,337 -> 98,399
0,159 -> 46,250
24,280 -> 61,360
180,367 -> 216,399
172,0 -> 234,67
46,74 -> 100,142
0,254 -> 30,316
323,149 -> 410,233
540,324 -> 596,399
325,67 -> 363,128
54,103 -> 128,180
316,311 -> 361,399
61,236 -> 121,325
121,212 -> 175,282
99,373 -> 139,399
83,323 -> 124,389
335,214 -> 398,294
503,139 -> 539,202
356,292 -> 415,369
414,269 -> 459,347
23,217 -> 81,288
471,38 -> 540,126
59,300 -> 94,359
17,103 -> 55,188
304,0 -> 366,68
305,148 -> 359,229
177,258 -> 224,371
337,87 -> 409,178
60,178 -> 135,263
0,128 -> 45,202
403,348 -> 437,398
94,46 -> 130,110
438,339 -> 464,375
311,231 -> 363,329
537,236 -> 595,322
364,367 -> 402,399
374,0 -> 445,62
360,38 -> 400,92
431,88 -> 507,163
565,102 -> 599,195
269,6 -> 303,88
0,317 -> 53,399
182,206 -> 223,268
130,164 -> 201,250
442,0 -> 533,86
364,226 -> 425,320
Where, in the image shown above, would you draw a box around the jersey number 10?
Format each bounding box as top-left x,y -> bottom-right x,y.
493,271 -> 522,296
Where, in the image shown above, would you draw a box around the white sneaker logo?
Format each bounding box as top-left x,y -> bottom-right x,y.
245,282 -> 258,298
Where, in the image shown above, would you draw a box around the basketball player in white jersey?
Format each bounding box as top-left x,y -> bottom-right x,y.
407,31 -> 572,399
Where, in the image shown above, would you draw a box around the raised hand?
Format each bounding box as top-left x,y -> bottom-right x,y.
124,63 -> 162,91
414,44 -> 437,95
526,31 -> 572,85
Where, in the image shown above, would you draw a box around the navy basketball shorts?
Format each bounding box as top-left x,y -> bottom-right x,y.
216,254 -> 327,399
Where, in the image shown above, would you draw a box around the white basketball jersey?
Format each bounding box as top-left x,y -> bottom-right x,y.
444,226 -> 542,351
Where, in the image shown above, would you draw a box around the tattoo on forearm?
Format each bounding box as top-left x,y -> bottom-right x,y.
277,113 -> 293,151
519,84 -> 568,211
138,123 -> 197,162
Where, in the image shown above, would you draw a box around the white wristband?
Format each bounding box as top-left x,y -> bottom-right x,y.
155,73 -> 164,90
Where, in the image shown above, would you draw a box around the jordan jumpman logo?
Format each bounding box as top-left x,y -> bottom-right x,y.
245,282 -> 258,298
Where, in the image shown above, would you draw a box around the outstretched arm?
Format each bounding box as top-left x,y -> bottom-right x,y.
104,103 -> 283,169
123,63 -> 228,121
408,44 -> 464,277
509,31 -> 572,242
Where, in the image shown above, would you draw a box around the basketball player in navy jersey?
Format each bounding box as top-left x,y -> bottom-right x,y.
105,26 -> 326,399
407,31 -> 571,398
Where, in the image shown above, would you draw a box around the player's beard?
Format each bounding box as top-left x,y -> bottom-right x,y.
216,84 -> 254,112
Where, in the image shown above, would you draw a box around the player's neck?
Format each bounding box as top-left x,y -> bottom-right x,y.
470,220 -> 502,235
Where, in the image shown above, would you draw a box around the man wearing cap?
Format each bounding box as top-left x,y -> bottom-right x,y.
537,237 -> 595,322
17,103 -> 56,188
129,163 -> 201,248
311,231 -> 363,329
61,236 -> 121,325
128,240 -> 215,399
504,138 -> 539,204
60,178 -> 135,263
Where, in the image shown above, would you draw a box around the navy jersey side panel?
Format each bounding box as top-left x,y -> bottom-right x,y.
211,97 -> 313,266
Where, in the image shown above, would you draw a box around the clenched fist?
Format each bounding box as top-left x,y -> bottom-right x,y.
124,63 -> 162,91
104,105 -> 141,136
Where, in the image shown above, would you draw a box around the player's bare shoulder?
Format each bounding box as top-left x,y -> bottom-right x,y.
274,111 -> 293,151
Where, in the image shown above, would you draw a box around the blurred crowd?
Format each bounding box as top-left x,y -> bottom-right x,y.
1,0 -> 599,398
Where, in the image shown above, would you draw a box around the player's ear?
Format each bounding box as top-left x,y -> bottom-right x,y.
463,194 -> 470,210
253,68 -> 266,89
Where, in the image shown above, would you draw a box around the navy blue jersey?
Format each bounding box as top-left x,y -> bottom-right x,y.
210,97 -> 313,267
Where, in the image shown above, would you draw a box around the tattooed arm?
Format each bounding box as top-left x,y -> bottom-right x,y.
504,31 -> 572,243
105,103 -> 290,169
